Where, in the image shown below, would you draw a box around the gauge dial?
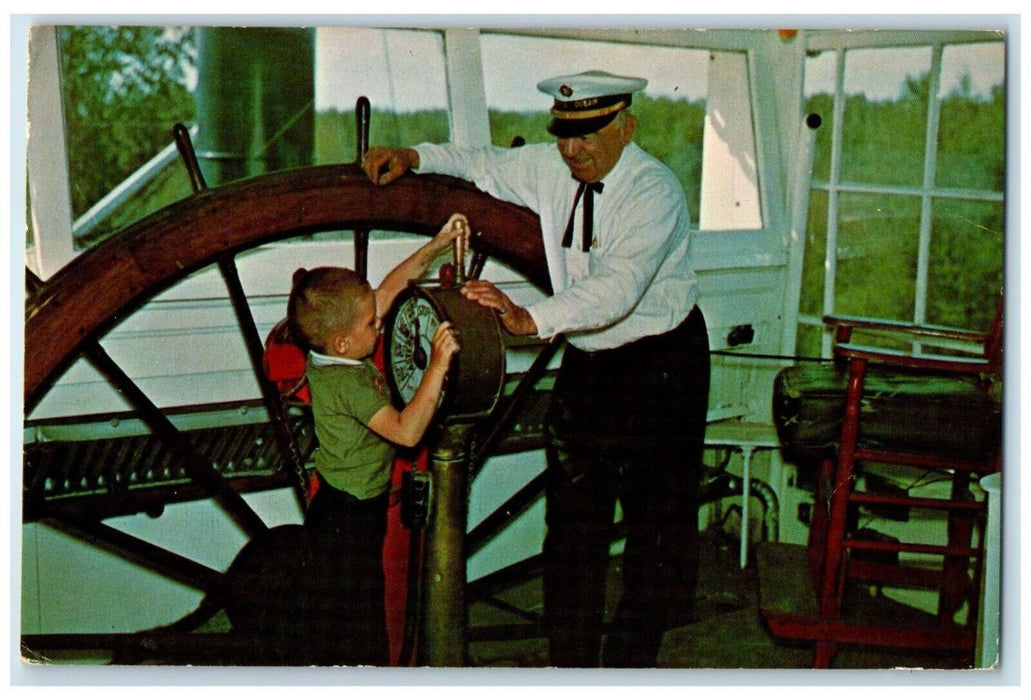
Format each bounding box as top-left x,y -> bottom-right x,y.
384,284 -> 506,421
387,294 -> 443,406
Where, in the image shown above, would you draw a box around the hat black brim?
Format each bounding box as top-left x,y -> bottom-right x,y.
546,111 -> 620,138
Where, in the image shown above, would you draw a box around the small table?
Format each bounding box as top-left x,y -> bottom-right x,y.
704,420 -> 781,568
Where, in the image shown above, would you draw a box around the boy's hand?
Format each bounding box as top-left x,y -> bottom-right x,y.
427,321 -> 460,374
427,213 -> 470,259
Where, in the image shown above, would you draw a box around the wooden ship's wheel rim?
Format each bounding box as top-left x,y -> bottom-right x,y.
25,165 -> 547,411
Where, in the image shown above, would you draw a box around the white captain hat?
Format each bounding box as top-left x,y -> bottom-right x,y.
536,70 -> 648,138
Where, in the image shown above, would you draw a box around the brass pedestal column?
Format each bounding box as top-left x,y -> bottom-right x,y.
419,422 -> 474,666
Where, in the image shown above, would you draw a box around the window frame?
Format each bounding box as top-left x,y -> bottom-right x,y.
26,26 -> 76,278
797,35 -> 1006,357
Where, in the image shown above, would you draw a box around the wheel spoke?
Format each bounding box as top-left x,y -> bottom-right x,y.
469,336 -> 562,477
218,255 -> 309,505
82,338 -> 268,538
42,512 -> 224,593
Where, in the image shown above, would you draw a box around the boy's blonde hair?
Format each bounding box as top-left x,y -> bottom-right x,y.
288,267 -> 371,353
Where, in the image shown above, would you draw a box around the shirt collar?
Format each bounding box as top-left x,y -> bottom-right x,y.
309,350 -> 363,367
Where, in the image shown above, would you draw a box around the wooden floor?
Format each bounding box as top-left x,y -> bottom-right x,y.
17,529 -> 980,677
465,529 -> 976,671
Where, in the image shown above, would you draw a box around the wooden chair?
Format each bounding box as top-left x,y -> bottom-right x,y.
762,300 -> 1003,667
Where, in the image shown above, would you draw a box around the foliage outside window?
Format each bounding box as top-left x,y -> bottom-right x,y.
840,47 -> 932,188
798,40 -> 1005,357
480,33 -> 709,226
57,26 -> 198,249
53,26 -> 450,253
935,43 -> 1006,192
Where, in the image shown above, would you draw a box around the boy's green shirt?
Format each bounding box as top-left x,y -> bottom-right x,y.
306,357 -> 394,500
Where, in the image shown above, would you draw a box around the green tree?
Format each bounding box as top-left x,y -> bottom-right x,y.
315,107 -> 448,165
58,26 -> 197,230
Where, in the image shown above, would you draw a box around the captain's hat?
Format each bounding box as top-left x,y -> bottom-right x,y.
537,70 -> 648,138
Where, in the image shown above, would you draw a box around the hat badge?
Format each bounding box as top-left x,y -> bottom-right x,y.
559,84 -> 573,97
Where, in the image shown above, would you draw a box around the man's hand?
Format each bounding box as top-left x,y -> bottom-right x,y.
461,279 -> 538,336
363,147 -> 419,185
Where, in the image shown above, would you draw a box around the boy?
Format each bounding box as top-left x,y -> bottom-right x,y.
286,214 -> 466,665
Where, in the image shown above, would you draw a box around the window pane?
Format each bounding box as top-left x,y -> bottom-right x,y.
799,189 -> 828,318
56,26 -> 449,252
480,33 -> 708,225
834,192 -> 921,320
928,198 -> 1004,330
935,42 -> 1005,191
840,46 -> 932,187
58,26 -> 198,250
315,28 -> 448,163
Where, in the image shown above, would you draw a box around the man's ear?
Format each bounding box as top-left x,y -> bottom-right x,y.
620,113 -> 638,145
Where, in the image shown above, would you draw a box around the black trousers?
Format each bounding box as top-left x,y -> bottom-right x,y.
543,306 -> 710,667
300,478 -> 390,666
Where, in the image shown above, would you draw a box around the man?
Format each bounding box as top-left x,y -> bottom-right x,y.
363,70 -> 710,668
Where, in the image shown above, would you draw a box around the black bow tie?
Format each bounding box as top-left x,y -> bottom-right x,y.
561,180 -> 604,252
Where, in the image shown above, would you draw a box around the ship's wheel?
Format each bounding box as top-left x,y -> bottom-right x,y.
21,130 -> 550,665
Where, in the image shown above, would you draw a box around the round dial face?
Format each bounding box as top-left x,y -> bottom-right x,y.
387,294 -> 443,406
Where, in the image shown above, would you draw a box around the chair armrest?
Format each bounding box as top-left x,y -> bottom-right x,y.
834,342 -> 993,376
823,314 -> 989,345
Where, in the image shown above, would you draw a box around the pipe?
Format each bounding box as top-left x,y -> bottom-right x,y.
701,468 -> 779,544
749,477 -> 780,542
